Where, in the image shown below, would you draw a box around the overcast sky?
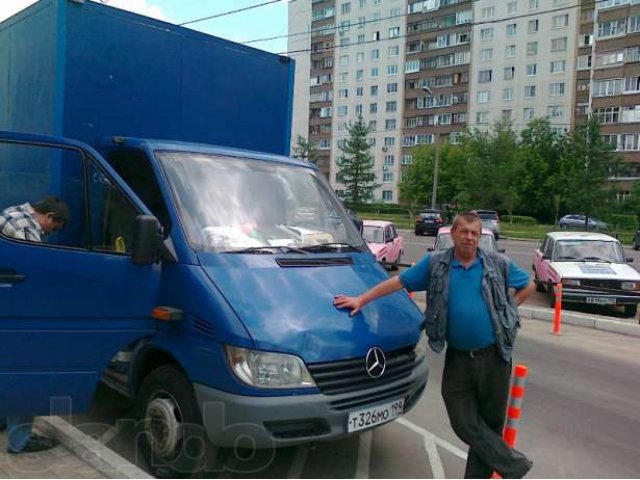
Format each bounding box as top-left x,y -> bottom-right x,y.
0,0 -> 289,54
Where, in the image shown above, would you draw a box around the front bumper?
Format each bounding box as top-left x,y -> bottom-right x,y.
561,287 -> 640,306
194,357 -> 429,448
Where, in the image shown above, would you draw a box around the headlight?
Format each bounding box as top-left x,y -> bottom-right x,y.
563,279 -> 581,286
415,330 -> 428,362
224,345 -> 316,389
621,282 -> 639,291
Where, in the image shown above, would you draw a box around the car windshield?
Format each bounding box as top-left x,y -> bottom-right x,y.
435,233 -> 495,251
156,151 -> 364,253
552,240 -> 624,263
362,226 -> 384,243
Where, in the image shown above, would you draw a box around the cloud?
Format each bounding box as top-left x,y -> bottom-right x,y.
0,0 -> 171,23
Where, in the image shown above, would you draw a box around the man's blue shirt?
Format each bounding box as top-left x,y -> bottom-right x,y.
399,252 -> 530,350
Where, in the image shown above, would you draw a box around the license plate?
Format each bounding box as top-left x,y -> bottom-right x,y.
586,297 -> 616,305
347,398 -> 405,433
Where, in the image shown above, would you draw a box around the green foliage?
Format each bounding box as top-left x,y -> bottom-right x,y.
501,215 -> 537,224
293,135 -> 318,164
350,202 -> 407,214
336,117 -> 380,207
608,214 -> 637,230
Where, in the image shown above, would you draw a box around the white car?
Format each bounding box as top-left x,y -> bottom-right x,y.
532,231 -> 640,316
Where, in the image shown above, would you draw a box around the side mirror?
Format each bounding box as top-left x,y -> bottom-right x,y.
627,257 -> 634,263
132,215 -> 162,266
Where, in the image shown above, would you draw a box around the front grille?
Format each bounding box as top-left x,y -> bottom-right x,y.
329,380 -> 414,411
307,345 -> 416,396
578,279 -> 623,290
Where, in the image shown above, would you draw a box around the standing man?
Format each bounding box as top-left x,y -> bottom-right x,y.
0,196 -> 70,454
334,212 -> 535,478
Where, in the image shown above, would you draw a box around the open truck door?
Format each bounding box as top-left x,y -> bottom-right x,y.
0,132 -> 160,416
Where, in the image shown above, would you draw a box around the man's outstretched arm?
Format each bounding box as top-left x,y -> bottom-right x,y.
333,276 -> 404,316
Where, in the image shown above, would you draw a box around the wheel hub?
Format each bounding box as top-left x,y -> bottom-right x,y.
145,397 -> 182,457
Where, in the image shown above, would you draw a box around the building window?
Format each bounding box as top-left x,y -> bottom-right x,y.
386,101 -> 397,112
480,48 -> 493,62
552,14 -> 569,29
405,60 -> 420,73
508,1 -> 517,14
339,89 -> 348,99
504,66 -> 515,80
356,87 -> 363,96
503,87 -> 513,101
383,155 -> 395,165
523,107 -> 535,120
357,34 -> 366,44
384,137 -> 396,147
385,119 -> 396,130
481,6 -> 495,19
387,82 -> 398,93
480,27 -> 494,41
629,16 -> 640,33
371,67 -> 379,78
356,69 -> 364,80
551,37 -> 567,52
529,0 -> 539,10
356,52 -> 365,63
382,190 -> 393,201
339,55 -> 349,67
507,24 -> 517,37
337,105 -> 348,116
502,109 -> 512,120
506,45 -> 516,58
478,69 -> 492,83
383,173 -> 394,183
369,120 -> 377,130
526,41 -> 538,56
402,155 -> 413,165
625,76 -> 640,93
594,78 -> 622,97
370,103 -> 378,114
387,64 -> 398,75
476,111 -> 490,124
527,63 -> 537,76
388,45 -> 400,56
371,85 -> 378,96
594,106 -> 619,124
550,60 -> 566,73
580,34 -> 593,47
341,2 -> 351,14
477,90 -> 491,103
524,85 -> 536,98
371,49 -> 380,59
597,20 -> 625,38
577,54 -> 592,70
388,27 -> 400,38
549,82 -> 565,96
547,105 -> 564,118
528,19 -> 539,33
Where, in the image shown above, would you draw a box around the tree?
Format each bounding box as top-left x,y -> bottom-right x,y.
293,135 -> 318,164
399,144 -> 436,211
335,117 -> 380,206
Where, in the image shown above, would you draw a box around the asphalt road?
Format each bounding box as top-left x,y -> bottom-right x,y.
66,234 -> 640,478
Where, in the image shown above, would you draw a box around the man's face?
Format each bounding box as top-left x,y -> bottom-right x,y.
451,218 -> 481,256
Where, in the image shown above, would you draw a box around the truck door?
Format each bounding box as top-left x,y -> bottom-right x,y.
0,134 -> 160,416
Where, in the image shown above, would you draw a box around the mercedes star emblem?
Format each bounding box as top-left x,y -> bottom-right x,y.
365,347 -> 386,379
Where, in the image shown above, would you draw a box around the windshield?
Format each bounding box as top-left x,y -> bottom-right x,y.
362,226 -> 384,243
552,240 -> 624,263
436,233 -> 495,251
157,152 -> 364,253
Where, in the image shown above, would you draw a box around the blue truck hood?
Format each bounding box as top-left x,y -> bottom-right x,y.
199,253 -> 422,363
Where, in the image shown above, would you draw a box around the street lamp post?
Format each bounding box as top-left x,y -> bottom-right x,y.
422,85 -> 440,209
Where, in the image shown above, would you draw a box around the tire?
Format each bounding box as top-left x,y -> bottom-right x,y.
624,304 -> 638,317
414,229 -> 420,236
392,252 -> 402,271
533,269 -> 545,293
136,365 -> 209,478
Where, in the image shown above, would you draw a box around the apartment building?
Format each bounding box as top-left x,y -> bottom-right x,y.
468,0 -> 579,132
576,0 -> 640,198
289,0 -> 640,202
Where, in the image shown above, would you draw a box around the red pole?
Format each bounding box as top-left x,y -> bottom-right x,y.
553,282 -> 562,335
492,364 -> 530,479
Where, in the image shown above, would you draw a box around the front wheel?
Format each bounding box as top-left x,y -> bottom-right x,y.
136,365 -> 209,478
533,269 -> 545,293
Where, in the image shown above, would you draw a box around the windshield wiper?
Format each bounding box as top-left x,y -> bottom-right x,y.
581,256 -> 612,263
555,256 -> 579,261
298,242 -> 363,253
227,246 -> 310,255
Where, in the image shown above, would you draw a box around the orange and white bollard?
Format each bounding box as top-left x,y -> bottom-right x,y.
553,283 -> 562,335
492,364 -> 529,479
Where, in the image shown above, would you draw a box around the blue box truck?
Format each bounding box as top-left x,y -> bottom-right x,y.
0,0 -> 428,476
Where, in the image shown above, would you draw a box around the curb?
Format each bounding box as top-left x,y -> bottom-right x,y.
38,416 -> 151,479
413,298 -> 640,338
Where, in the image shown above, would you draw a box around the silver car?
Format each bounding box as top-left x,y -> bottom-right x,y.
472,209 -> 501,240
558,214 -> 610,232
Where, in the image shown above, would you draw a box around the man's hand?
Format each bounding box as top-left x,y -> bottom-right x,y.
334,295 -> 364,317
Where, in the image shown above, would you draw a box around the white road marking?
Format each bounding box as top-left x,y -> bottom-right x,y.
424,438 -> 446,479
355,430 -> 373,479
396,417 -> 468,460
287,445 -> 310,479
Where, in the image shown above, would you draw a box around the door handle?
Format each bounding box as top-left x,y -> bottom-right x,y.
0,269 -> 25,284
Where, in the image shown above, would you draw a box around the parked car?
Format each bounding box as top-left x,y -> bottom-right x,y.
532,231 -> 640,316
558,214 -> 610,232
429,226 -> 505,253
414,209 -> 445,236
363,220 -> 404,269
471,209 -> 500,240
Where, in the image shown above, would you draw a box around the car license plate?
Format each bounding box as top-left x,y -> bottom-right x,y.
347,398 -> 405,433
586,297 -> 616,305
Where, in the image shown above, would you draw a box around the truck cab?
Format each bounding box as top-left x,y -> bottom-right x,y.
0,132 -> 429,476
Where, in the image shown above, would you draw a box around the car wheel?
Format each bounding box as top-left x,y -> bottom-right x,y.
560,223 -> 567,230
624,304 -> 638,317
533,270 -> 545,293
392,252 -> 402,271
136,365 -> 209,478
414,229 -> 420,236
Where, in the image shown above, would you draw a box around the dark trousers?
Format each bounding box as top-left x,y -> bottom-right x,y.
442,345 -> 530,479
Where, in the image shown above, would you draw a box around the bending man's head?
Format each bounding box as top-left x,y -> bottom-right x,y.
32,196 -> 71,233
